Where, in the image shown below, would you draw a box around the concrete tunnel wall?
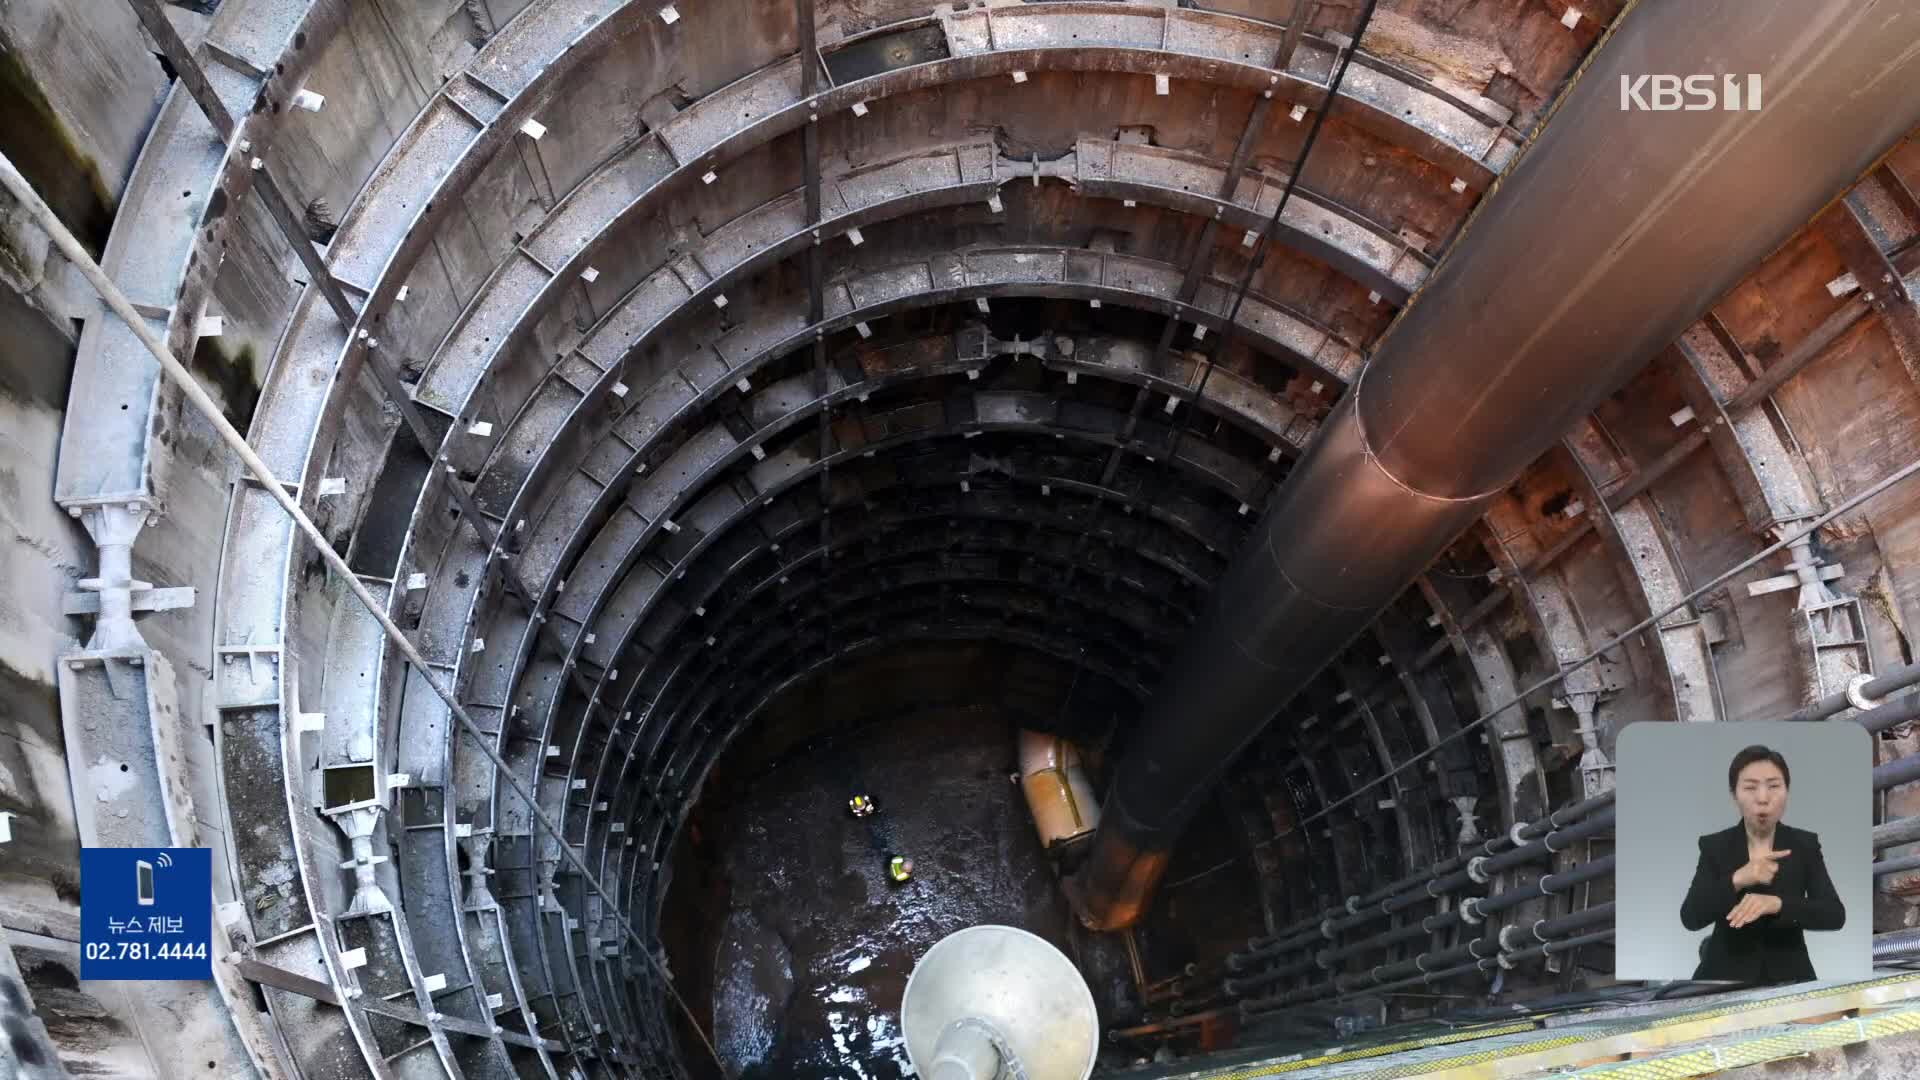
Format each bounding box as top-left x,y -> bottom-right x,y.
0,0 -> 176,988
5,0 -> 1920,1076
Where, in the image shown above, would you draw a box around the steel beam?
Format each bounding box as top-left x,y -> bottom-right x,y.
1821,198 -> 1920,381
232,958 -> 562,1053
124,0 -> 575,648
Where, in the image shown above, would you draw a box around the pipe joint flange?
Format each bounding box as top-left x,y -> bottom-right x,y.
1222,977 -> 1243,997
1320,917 -> 1338,940
1510,820 -> 1532,846
1848,674 -> 1886,711
1225,952 -> 1246,974
1460,897 -> 1486,925
1344,895 -> 1363,915
1496,950 -> 1517,970
1467,855 -> 1491,884
1412,953 -> 1431,973
1314,948 -> 1333,970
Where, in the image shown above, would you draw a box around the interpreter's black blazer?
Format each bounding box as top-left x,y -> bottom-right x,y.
1679,821 -> 1845,983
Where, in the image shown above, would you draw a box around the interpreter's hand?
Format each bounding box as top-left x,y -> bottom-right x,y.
1732,849 -> 1791,889
1726,892 -> 1784,928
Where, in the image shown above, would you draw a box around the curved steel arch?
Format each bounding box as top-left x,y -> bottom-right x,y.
447,348 -> 1275,753
590,603 -> 1155,853
610,604 -> 1154,838
626,551 -> 1192,714
429,236 -> 1334,673
552,506 -> 1209,855
454,415 -> 1258,845
547,468 -> 1230,805
409,256 -> 1316,773
438,416 -> 1256,1039
486,409 -> 1260,767
415,1 -> 1488,422
458,320 -> 1300,691
436,307 -> 1301,827
470,351 -> 1297,983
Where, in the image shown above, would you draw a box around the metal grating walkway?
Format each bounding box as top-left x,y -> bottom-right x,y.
1132,972 -> 1920,1080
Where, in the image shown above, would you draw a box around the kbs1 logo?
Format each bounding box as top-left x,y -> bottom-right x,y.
1619,74 -> 1763,112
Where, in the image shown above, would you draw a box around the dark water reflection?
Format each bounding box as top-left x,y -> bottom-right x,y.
696,711 -> 1073,1079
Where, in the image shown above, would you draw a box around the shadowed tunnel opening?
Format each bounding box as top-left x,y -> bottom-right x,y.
659,642 -> 1264,1077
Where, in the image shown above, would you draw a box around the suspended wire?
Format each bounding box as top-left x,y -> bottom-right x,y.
1145,0 -> 1384,495
1035,0 -> 1384,713
1164,854 -> 1241,891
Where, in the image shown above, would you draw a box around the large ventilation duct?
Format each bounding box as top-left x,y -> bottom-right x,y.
1070,0 -> 1920,930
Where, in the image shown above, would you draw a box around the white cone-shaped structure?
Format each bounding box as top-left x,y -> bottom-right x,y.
901,925 -> 1098,1080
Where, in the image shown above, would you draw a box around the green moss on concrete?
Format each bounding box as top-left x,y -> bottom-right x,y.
0,39 -> 116,257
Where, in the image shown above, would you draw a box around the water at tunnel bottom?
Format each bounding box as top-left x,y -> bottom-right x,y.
666,707 -> 1074,1079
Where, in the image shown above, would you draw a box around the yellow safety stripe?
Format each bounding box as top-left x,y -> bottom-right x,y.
1340,1033 -> 1599,1080
1644,972 -> 1920,1028
1200,1022 -> 1540,1079
1194,973 -> 1920,1080
1572,1004 -> 1920,1078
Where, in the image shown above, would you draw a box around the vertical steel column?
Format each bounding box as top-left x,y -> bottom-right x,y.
1072,0 -> 1920,930
796,0 -> 835,730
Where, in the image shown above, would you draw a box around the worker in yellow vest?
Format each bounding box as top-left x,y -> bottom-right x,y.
888,855 -> 914,884
848,794 -> 876,818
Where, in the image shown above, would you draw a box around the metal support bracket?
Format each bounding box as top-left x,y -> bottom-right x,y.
231,957 -> 560,1052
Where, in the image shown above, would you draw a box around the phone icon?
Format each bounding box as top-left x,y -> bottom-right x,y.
136,860 -> 155,906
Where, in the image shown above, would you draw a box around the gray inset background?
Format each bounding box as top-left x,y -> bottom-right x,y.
1614,721 -> 1872,981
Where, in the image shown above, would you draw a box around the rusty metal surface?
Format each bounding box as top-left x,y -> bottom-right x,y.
1563,417 -> 1723,726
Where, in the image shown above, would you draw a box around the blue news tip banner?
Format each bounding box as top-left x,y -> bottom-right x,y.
80,847 -> 213,980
